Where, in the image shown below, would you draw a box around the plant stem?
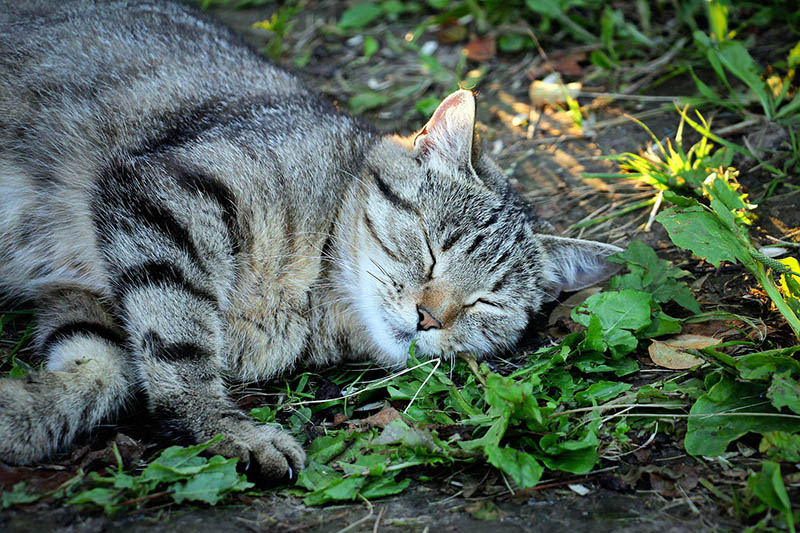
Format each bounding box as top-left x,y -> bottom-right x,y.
752,262 -> 800,340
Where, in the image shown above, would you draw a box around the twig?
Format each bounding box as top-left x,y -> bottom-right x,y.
404,357 -> 441,414
287,358 -> 440,407
643,190 -> 664,232
336,496 -> 374,533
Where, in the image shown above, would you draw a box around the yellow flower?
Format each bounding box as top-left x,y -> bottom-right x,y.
778,256 -> 800,299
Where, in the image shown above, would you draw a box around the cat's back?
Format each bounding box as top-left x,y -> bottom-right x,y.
0,0 -> 333,298
0,0 -> 307,145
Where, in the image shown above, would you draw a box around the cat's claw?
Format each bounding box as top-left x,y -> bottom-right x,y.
206,417 -> 305,484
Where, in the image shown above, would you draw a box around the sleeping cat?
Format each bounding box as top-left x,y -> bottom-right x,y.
0,0 -> 621,481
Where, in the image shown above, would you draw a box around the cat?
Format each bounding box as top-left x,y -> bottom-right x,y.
0,0 -> 621,481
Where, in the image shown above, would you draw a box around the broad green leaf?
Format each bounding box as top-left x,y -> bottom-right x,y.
736,351 -> 800,381
717,41 -> 774,117
349,91 -> 391,114
575,381 -> 632,405
338,4 -> 383,30
363,36 -> 379,59
459,415 -> 508,450
640,311 -> 683,338
485,445 -> 544,488
657,206 -> 750,267
748,462 -> 794,527
296,461 -> 342,492
171,457 -> 252,505
768,372 -> 800,415
485,373 -> 543,426
760,431 -> 800,462
68,487 -> 121,514
685,377 -> 800,456
2,483 -> 41,509
360,476 -> 411,499
374,418 -> 445,452
307,432 -> 348,464
249,405 -> 276,424
497,33 -> 529,52
539,431 -> 599,474
573,290 -> 652,332
304,476 -> 367,505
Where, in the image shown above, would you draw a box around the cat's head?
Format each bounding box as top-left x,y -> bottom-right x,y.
341,90 -> 621,366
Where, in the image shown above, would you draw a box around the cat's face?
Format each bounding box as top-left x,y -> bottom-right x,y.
342,91 -> 621,366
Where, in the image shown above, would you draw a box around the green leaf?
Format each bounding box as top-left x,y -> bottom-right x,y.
685,377 -> 800,456
338,4 -> 384,30
2,482 -> 42,509
171,456 -> 253,505
657,206 -> 750,267
363,36 -> 379,59
748,462 -> 794,529
304,476 -> 367,505
590,49 -> 615,69
68,487 -> 121,514
349,91 -> 392,114
249,405 -> 276,424
360,476 -> 411,499
573,290 -> 652,332
485,445 -> 544,488
608,241 -> 701,314
539,431 -> 599,474
497,33 -> 529,52
768,372 -> 800,415
459,415 -> 508,450
307,432 -> 349,464
716,40 -> 774,117
373,418 -> 446,452
575,381 -> 632,405
736,351 -> 800,381
760,431 -> 800,462
573,289 -> 652,357
640,311 -> 683,338
296,461 -> 342,492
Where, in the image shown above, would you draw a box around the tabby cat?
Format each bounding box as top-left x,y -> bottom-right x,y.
0,0 -> 621,481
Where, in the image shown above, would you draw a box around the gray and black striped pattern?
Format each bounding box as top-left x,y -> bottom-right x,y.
0,0 -> 621,479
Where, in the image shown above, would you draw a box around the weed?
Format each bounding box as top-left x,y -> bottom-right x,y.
252,3 -> 302,61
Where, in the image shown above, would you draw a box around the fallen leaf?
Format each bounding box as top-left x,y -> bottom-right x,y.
551,54 -> 585,77
437,20 -> 468,44
568,483 -> 591,496
648,334 -> 721,369
362,406 -> 402,428
465,36 -> 496,62
529,74 -> 582,107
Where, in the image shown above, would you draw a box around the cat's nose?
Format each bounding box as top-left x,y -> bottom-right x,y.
417,305 -> 442,331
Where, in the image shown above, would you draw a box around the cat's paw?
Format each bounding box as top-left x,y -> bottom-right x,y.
206,417 -> 306,483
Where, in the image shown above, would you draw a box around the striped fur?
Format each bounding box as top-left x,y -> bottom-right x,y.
0,0 -> 621,479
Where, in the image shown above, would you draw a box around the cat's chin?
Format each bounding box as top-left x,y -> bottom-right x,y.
354,306 -> 418,366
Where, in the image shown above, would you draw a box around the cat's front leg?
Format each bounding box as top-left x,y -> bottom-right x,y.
118,267 -> 305,481
95,163 -> 305,482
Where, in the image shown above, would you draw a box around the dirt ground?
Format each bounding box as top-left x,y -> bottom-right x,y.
2,2 -> 798,531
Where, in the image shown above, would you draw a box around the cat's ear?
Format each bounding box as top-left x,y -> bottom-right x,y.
538,235 -> 623,301
413,89 -> 479,176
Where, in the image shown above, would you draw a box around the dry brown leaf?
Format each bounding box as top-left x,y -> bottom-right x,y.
465,36 -> 496,62
361,406 -> 401,428
648,334 -> 721,369
551,55 -> 585,77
